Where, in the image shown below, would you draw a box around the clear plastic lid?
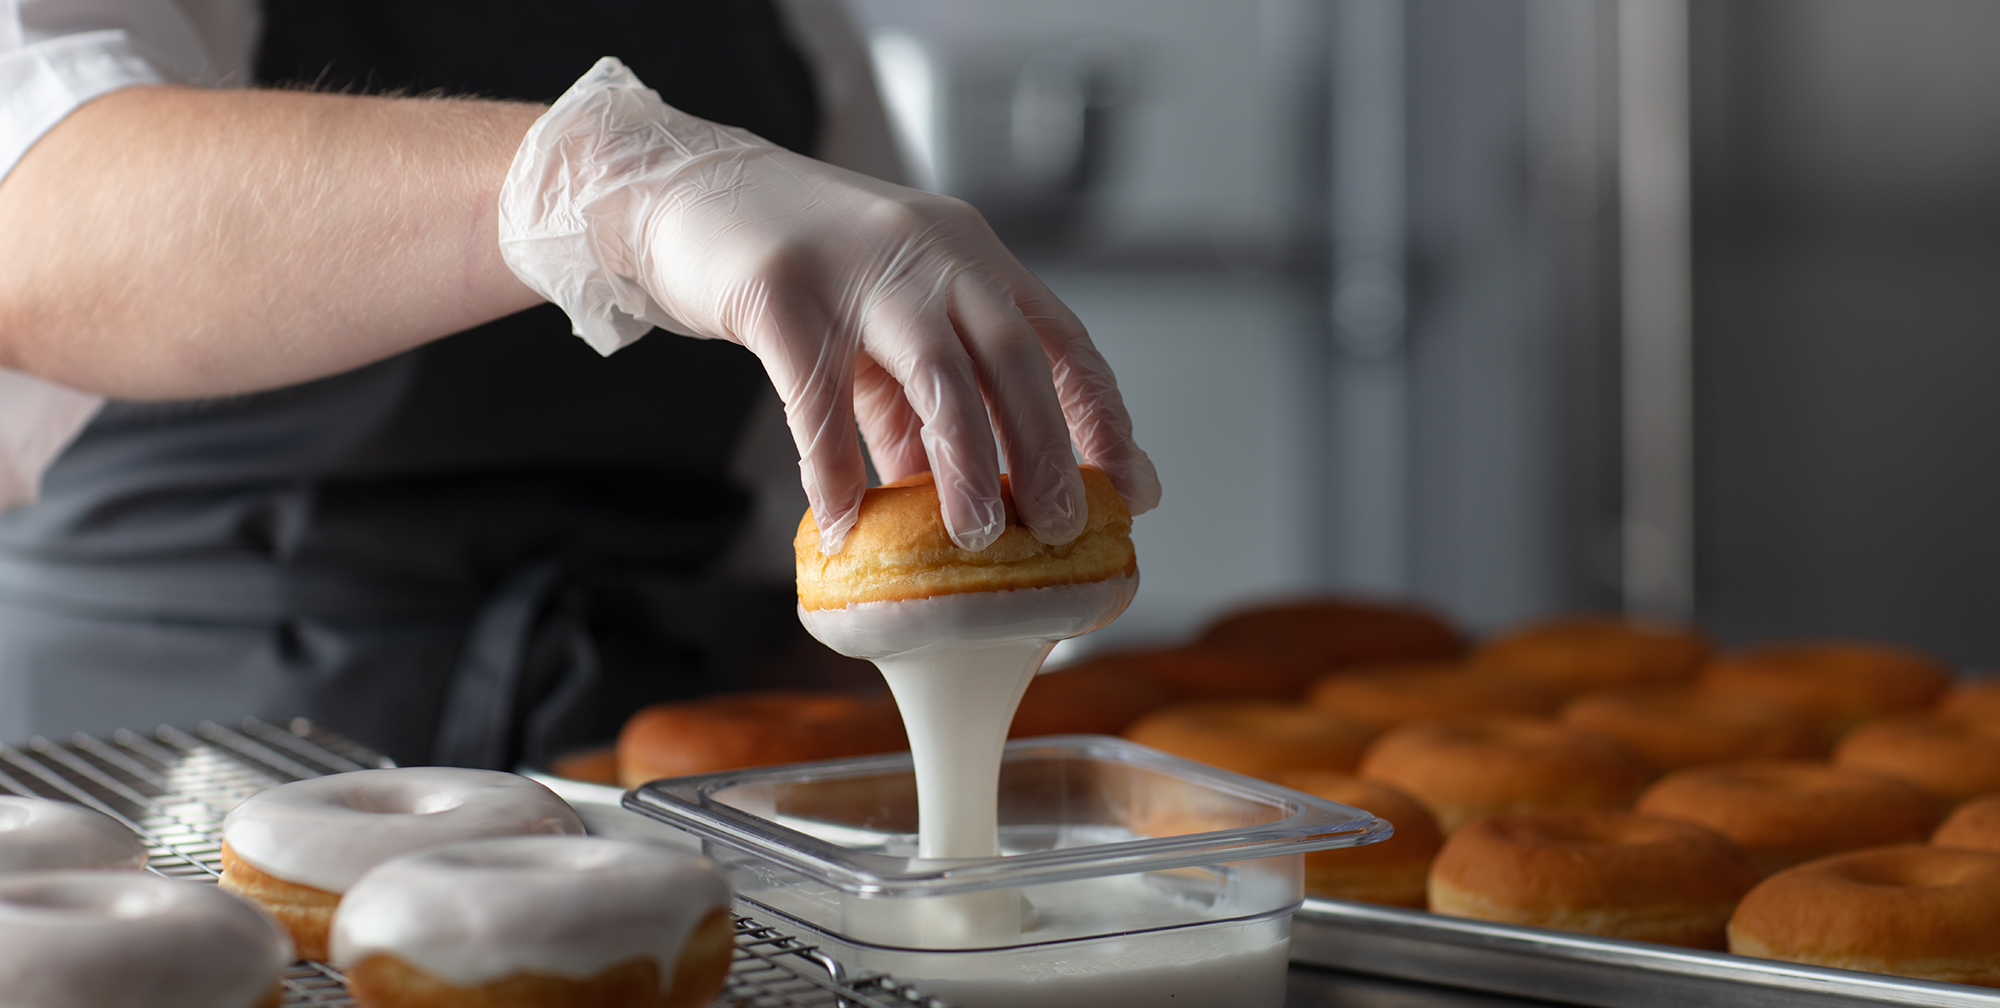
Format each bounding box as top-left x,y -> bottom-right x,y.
623,735 -> 1389,899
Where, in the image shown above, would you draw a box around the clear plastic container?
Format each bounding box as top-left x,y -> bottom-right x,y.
624,735 -> 1389,1008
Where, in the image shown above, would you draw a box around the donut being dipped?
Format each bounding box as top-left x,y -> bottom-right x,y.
796,467 -> 1136,858
1429,809 -> 1757,949
0,796 -> 148,874
333,836 -> 732,1008
0,870 -> 291,1008
219,768 -> 584,960
1728,845 -> 2000,986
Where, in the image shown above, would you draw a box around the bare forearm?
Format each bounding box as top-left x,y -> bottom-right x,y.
0,86 -> 546,399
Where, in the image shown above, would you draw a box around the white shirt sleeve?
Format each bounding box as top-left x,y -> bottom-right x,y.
0,0 -> 258,513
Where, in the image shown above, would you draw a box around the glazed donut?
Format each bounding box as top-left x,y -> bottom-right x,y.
334,836 -> 733,1008
1470,615 -> 1710,693
1834,714 -> 2000,804
1934,792 -> 2000,854
1429,809 -> 1757,949
1276,773 -> 1442,908
219,767 -> 584,961
1197,596 -> 1464,672
0,796 -> 148,874
1559,688 -> 1825,771
617,691 -> 907,786
1357,716 -> 1651,833
1307,662 -> 1564,730
1069,647 -> 1316,701
1697,641 -> 1952,737
1009,665 -> 1175,738
1728,844 -> 2000,986
1123,701 -> 1376,780
0,870 -> 291,1008
1636,760 -> 1944,876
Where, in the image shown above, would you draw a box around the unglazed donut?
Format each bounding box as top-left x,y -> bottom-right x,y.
1939,680 -> 2000,725
1559,687 -> 1826,771
1069,647 -> 1316,701
617,691 -> 907,786
1357,716 -> 1651,833
1935,792 -> 2000,854
1728,844 -> 2000,986
1636,760 -> 1944,876
1697,641 -> 1952,737
1123,701 -> 1376,780
1276,773 -> 1442,908
1009,665 -> 1175,738
1307,663 -> 1564,730
0,796 -> 148,873
333,836 -> 733,1008
1429,809 -> 1757,949
0,870 -> 290,1008
1834,714 -> 2000,804
219,767 -> 584,960
1470,615 -> 1710,693
1197,596 -> 1463,672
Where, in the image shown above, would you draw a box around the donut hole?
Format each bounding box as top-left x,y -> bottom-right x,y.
0,876 -> 172,919
332,781 -> 468,817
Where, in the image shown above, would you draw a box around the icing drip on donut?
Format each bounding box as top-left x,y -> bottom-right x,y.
799,575 -> 1137,945
330,836 -> 729,990
0,797 -> 149,874
0,870 -> 291,1008
222,768 -> 584,892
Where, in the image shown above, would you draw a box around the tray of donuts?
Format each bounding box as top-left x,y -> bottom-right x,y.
1040,598 -> 2000,1008
0,717 -> 943,1008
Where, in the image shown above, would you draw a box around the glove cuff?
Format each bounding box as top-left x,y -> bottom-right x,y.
496,57 -> 693,356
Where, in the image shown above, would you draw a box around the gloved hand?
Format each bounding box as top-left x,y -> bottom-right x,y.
498,58 -> 1159,553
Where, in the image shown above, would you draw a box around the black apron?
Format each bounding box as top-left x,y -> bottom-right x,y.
0,0 -> 821,768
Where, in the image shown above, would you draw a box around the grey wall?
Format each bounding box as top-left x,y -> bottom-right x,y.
1694,0 -> 2000,666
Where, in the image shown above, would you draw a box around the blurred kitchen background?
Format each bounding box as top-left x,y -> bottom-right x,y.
819,0 -> 2000,667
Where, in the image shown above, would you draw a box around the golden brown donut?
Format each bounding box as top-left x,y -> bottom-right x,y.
1077,647 -> 1317,701
1197,596 -> 1464,672
794,467 -> 1135,610
1728,844 -> 2000,986
1939,680 -> 2000,724
1122,701 -> 1376,780
1307,662 -> 1565,730
1935,793 -> 2000,854
1559,687 -> 1826,771
1636,760 -> 1946,876
1470,615 -> 1711,693
1276,773 -> 1443,908
1697,641 -> 1952,738
219,844 -> 340,962
1429,809 -> 1758,949
1834,714 -> 2000,805
616,691 -> 907,786
1357,716 -> 1652,833
1009,665 -> 1176,738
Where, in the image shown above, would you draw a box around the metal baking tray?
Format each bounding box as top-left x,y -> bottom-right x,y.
1292,896 -> 2000,1008
0,718 -> 948,1008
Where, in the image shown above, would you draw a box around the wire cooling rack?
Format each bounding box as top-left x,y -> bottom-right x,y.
0,717 -> 946,1008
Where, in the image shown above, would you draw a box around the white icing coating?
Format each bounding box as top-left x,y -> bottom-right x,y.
796,575 -> 1138,661
330,835 -> 730,990
799,574 -> 1139,946
0,870 -> 291,1008
0,797 -> 149,874
222,768 -> 584,892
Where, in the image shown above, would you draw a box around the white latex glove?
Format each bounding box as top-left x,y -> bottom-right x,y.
498,58 -> 1159,553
